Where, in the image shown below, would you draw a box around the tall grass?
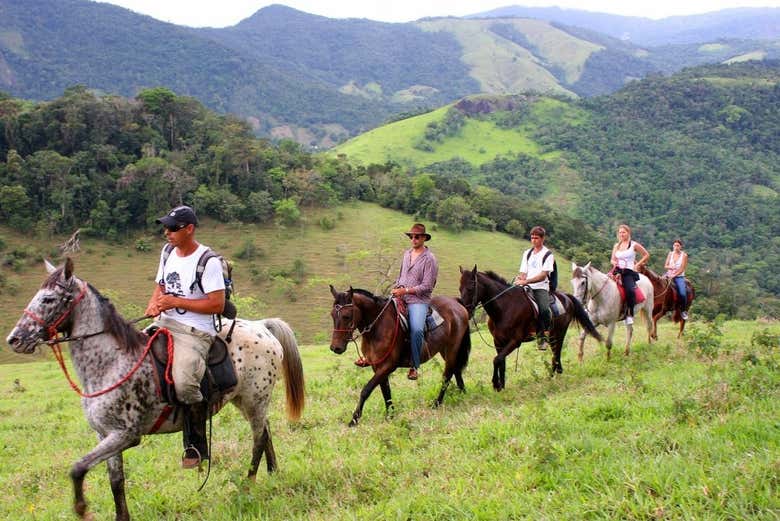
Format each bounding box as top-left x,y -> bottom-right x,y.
0,320 -> 777,520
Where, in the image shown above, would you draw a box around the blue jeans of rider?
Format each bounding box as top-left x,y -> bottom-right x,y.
408,303 -> 428,370
673,276 -> 687,307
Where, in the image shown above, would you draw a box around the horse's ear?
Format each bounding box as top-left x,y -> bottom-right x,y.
44,259 -> 57,274
459,265 -> 463,274
585,261 -> 592,270
63,257 -> 74,281
329,284 -> 338,298
471,265 -> 477,276
571,262 -> 578,272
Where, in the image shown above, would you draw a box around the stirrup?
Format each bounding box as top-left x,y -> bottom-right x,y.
182,446 -> 204,469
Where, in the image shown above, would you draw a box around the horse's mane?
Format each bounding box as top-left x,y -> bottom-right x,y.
43,269 -> 145,353
89,284 -> 146,353
482,270 -> 511,287
640,266 -> 663,280
350,288 -> 387,306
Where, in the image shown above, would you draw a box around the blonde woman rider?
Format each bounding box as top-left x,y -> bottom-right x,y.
610,224 -> 649,325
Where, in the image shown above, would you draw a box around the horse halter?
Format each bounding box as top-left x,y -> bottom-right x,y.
331,303 -> 358,342
24,281 -> 88,342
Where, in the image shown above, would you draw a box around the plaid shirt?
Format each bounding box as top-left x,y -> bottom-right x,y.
396,247 -> 438,304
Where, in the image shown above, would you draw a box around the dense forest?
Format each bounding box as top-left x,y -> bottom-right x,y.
0,85 -> 605,263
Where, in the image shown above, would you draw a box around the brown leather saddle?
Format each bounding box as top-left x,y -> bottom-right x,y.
146,326 -> 237,405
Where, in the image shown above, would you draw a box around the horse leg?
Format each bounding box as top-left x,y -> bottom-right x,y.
605,323 -> 615,359
493,345 -> 515,391
651,311 -> 662,340
624,323 -> 633,356
577,329 -> 587,363
106,453 -> 129,521
454,371 -> 466,392
379,377 -> 395,419
551,327 -> 566,375
247,419 -> 276,481
70,432 -> 140,520
350,369 -> 390,426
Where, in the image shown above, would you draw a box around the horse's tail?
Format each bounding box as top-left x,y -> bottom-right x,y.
455,322 -> 472,373
567,293 -> 603,343
262,318 -> 305,422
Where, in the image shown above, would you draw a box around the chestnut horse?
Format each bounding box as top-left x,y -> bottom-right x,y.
458,266 -> 602,390
329,285 -> 471,426
637,265 -> 695,338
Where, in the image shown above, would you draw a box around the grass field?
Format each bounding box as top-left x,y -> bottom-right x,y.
0,320 -> 777,520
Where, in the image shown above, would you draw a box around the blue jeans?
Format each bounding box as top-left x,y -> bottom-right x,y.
408,303 -> 428,369
673,276 -> 687,308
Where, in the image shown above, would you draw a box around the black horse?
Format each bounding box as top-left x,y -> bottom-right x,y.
459,266 -> 601,390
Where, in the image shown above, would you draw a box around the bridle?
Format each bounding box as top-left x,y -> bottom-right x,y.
463,271 -> 519,316
23,279 -> 153,398
331,295 -> 399,367
24,280 -> 89,342
331,296 -> 395,343
576,271 -> 610,306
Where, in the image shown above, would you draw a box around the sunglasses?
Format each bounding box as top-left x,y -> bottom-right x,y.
164,223 -> 187,233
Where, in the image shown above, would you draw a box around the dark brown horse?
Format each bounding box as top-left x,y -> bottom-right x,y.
329,285 -> 471,426
458,266 -> 601,390
637,265 -> 695,338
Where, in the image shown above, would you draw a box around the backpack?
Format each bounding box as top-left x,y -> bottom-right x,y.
526,248 -> 558,292
162,244 -> 235,322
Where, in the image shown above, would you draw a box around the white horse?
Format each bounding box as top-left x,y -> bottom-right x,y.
571,262 -> 655,360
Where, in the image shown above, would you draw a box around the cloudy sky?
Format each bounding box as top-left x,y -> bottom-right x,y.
96,0 -> 779,27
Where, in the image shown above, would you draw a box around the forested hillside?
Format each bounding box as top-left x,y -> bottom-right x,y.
2,0 -> 778,146
334,62 -> 780,318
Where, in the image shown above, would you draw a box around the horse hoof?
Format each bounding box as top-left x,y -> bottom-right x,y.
555,366 -> 563,374
432,400 -> 441,409
348,418 -> 359,427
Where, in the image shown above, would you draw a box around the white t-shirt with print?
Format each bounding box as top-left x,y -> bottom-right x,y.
155,244 -> 225,334
519,246 -> 554,291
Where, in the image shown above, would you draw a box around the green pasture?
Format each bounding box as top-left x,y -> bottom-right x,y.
332,97 -> 581,169
0,320 -> 777,520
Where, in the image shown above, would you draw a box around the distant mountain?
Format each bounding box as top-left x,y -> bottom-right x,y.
1,0 -> 778,146
470,6 -> 780,46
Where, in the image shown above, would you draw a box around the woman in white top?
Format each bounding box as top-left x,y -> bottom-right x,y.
664,239 -> 689,320
610,224 -> 650,325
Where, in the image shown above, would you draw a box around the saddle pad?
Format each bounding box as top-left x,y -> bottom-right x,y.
394,301 -> 445,334
147,327 -> 237,405
525,288 -> 564,317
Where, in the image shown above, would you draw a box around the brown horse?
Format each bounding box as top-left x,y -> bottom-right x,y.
637,265 -> 695,338
329,285 -> 471,426
459,266 -> 602,390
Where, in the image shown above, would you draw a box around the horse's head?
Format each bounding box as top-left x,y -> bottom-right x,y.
7,258 -> 85,354
458,265 -> 479,317
570,261 -> 592,303
329,285 -> 358,354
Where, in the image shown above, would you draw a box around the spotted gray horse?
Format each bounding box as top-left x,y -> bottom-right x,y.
6,258 -> 305,521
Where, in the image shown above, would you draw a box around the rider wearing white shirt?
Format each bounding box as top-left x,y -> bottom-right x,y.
515,226 -> 554,350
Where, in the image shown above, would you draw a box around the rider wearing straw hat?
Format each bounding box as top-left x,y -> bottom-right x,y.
395,224 -> 438,380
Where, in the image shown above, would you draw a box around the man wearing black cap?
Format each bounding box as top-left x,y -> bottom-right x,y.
145,205 -> 225,469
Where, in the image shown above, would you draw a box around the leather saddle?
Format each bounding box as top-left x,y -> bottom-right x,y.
146,326 -> 238,405
392,298 -> 445,335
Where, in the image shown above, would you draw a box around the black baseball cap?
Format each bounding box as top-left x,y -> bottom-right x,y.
156,205 -> 198,228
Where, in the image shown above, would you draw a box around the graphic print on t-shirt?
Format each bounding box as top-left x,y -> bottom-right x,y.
165,271 -> 183,295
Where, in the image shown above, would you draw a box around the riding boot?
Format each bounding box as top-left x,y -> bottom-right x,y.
537,331 -> 550,351
182,401 -> 209,469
